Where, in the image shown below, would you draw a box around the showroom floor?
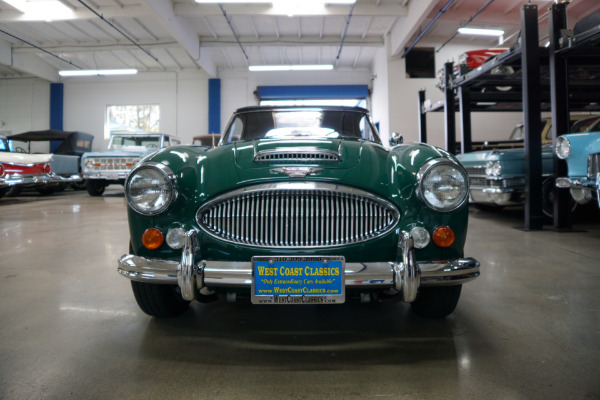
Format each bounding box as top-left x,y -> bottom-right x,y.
1,187 -> 599,400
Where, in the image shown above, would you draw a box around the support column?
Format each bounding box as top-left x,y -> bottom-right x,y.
49,83 -> 64,152
549,2 -> 572,230
443,62 -> 456,154
418,90 -> 427,143
521,4 -> 543,230
208,78 -> 221,135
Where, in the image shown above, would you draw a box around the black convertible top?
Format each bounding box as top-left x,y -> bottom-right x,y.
9,130 -> 94,155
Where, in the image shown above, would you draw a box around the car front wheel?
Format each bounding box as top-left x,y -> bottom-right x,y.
410,285 -> 462,318
131,281 -> 190,318
86,180 -> 106,196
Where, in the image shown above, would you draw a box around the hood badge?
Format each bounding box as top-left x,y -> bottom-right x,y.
271,167 -> 323,178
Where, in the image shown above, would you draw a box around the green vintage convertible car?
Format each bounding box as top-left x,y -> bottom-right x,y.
117,106 -> 480,318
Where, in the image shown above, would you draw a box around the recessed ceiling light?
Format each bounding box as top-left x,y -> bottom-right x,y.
59,69 -> 139,77
458,28 -> 505,37
249,65 -> 334,72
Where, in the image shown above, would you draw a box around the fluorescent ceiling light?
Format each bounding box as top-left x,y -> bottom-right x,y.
458,28 -> 505,37
249,65 -> 334,72
59,69 -> 138,77
4,0 -> 73,21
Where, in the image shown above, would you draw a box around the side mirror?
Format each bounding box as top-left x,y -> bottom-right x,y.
389,132 -> 403,147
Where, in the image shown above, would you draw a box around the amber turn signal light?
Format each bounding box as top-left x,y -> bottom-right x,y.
142,228 -> 164,250
432,226 -> 455,248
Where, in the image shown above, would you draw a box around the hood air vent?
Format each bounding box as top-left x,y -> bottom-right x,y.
254,148 -> 341,163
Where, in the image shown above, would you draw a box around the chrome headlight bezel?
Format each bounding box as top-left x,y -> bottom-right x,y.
555,136 -> 571,160
416,159 -> 469,212
125,162 -> 177,216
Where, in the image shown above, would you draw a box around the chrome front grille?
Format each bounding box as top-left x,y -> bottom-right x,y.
196,183 -> 399,248
254,150 -> 340,163
85,157 -> 140,171
465,166 -> 486,177
588,153 -> 600,180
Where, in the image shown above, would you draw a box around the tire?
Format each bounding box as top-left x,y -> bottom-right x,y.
0,188 -> 8,199
5,186 -> 23,197
86,180 -> 106,196
131,281 -> 190,318
410,285 -> 462,318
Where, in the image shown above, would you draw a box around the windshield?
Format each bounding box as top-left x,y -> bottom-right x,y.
221,110 -> 381,144
109,136 -> 161,150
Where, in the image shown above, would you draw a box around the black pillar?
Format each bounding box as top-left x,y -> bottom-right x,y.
444,62 -> 456,154
458,85 -> 472,154
418,90 -> 427,143
549,2 -> 572,230
521,4 -> 544,230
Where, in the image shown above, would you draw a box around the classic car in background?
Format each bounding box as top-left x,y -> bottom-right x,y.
81,133 -> 181,196
555,116 -> 600,207
457,116 -> 594,216
0,130 -> 93,197
192,134 -> 219,147
117,106 -> 480,319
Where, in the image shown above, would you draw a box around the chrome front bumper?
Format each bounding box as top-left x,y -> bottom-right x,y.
469,187 -> 524,206
4,173 -> 82,187
556,175 -> 600,207
83,172 -> 129,181
117,230 -> 480,303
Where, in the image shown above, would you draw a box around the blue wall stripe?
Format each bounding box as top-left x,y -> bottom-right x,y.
208,79 -> 221,134
49,83 -> 64,152
257,85 -> 368,100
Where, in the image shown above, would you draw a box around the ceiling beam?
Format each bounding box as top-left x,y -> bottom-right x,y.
174,3 -> 408,17
10,53 -> 60,82
199,35 -> 384,47
389,0 -> 439,57
140,0 -> 216,77
0,5 -> 151,22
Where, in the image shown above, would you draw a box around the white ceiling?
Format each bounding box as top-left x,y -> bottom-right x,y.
0,0 -> 599,81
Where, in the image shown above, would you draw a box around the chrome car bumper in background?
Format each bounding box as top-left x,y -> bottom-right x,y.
4,173 -> 82,187
556,175 -> 600,207
469,187 -> 524,206
83,172 -> 129,181
118,230 -> 480,303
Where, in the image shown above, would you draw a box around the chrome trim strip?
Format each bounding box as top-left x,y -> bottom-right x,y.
254,148 -> 341,163
3,173 -> 82,186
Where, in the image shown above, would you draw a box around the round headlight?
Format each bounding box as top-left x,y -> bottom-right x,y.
84,159 -> 94,170
485,161 -> 502,177
418,159 -> 468,212
410,226 -> 431,249
555,136 -> 571,159
125,162 -> 176,215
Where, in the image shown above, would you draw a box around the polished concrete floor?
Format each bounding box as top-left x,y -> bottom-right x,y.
1,187 -> 599,399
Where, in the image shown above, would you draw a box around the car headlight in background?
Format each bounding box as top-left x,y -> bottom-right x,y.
485,161 -> 502,177
417,159 -> 468,212
125,162 -> 176,215
555,136 -> 571,159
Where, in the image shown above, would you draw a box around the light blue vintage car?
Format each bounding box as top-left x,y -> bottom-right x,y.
555,116 -> 600,207
457,116 -> 594,216
81,133 -> 180,196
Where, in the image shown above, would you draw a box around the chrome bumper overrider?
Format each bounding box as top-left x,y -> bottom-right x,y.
117,230 -> 480,303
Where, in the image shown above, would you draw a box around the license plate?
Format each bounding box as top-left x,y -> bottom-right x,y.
251,256 -> 345,304
105,173 -> 119,180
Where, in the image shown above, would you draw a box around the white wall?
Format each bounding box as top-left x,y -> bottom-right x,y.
63,70 -> 209,151
0,78 -> 50,136
371,44 -> 390,144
